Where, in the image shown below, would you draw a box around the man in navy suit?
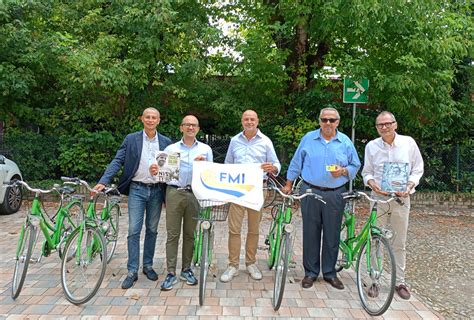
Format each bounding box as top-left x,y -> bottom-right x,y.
94,107 -> 172,289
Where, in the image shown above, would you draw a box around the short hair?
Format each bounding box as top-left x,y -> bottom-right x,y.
142,107 -> 160,117
319,107 -> 340,120
376,111 -> 396,124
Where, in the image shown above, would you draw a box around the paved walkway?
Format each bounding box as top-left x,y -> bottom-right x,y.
0,203 -> 446,319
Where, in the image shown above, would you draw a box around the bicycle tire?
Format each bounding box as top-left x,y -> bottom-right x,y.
263,179 -> 277,208
266,205 -> 280,269
61,225 -> 107,305
105,204 -> 120,263
11,224 -> 36,299
199,228 -> 209,306
356,235 -> 396,316
273,232 -> 290,311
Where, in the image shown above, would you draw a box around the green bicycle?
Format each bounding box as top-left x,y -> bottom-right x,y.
61,176 -> 121,263
336,190 -> 400,316
192,199 -> 230,306
265,186 -> 326,311
6,180 -> 90,301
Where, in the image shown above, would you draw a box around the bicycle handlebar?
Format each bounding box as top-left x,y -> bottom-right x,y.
3,179 -> 56,194
342,190 -> 403,205
61,177 -> 119,196
269,185 -> 326,204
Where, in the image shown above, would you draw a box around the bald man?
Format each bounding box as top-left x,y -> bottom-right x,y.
94,108 -> 172,289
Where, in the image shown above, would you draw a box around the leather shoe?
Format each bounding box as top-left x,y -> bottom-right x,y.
121,272 -> 138,289
395,284 -> 411,300
324,277 -> 344,290
301,275 -> 317,289
143,267 -> 158,281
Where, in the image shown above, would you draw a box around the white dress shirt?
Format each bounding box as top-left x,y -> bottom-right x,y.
362,133 -> 424,193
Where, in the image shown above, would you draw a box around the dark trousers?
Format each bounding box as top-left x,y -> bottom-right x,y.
301,183 -> 345,279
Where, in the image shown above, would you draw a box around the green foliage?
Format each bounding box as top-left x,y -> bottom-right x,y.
3,128 -> 58,181
0,0 -> 471,191
53,130 -> 120,182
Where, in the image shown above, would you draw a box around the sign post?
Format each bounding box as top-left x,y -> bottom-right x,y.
343,77 -> 369,191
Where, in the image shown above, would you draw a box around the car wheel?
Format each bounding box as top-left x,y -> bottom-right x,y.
0,183 -> 22,215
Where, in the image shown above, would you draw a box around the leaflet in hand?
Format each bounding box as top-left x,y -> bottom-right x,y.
381,162 -> 409,192
155,151 -> 180,183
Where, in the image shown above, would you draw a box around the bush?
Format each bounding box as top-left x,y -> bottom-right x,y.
4,128 -> 58,181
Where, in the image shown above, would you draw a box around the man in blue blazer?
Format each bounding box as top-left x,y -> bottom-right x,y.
94,107 -> 172,289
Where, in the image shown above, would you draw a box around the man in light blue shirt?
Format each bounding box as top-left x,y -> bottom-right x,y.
150,115 -> 213,291
220,109 -> 281,283
283,107 -> 361,290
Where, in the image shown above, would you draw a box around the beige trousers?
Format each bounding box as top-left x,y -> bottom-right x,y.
227,203 -> 262,268
372,192 -> 411,285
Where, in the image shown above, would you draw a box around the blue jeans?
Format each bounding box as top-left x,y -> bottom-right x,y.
127,182 -> 164,273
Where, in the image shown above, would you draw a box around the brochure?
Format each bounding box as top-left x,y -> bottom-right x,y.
381,162 -> 409,192
154,151 -> 180,183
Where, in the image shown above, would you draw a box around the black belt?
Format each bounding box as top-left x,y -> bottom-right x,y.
303,180 -> 344,192
131,181 -> 161,188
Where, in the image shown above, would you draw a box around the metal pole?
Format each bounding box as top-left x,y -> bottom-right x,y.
349,103 -> 356,191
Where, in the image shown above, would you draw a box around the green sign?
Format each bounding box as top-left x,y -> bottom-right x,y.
343,78 -> 369,103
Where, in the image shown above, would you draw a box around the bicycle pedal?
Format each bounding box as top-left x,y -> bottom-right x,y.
257,245 -> 268,251
289,261 -> 297,268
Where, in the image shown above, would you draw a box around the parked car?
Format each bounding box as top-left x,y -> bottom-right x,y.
0,155 -> 22,214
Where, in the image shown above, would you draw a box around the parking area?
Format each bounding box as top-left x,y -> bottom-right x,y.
0,204 -> 446,319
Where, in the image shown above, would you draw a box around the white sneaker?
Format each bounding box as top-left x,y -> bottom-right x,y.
247,263 -> 262,280
220,266 -> 239,282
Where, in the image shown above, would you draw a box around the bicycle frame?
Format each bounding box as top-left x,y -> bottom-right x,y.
339,201 -> 382,269
23,192 -> 82,258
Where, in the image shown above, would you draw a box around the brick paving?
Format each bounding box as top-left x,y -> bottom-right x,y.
0,203 -> 444,319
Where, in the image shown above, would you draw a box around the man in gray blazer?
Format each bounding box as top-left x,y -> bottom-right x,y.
94,107 -> 172,289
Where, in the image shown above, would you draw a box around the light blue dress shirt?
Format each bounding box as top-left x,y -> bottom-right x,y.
225,129 -> 281,176
164,139 -> 213,188
287,129 -> 361,188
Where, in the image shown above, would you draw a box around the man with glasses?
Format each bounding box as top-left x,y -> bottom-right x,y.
362,111 -> 424,300
282,107 -> 360,290
149,115 -> 213,291
94,108 -> 172,289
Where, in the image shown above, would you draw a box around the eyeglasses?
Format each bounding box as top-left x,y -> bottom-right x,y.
181,123 -> 199,128
376,121 -> 396,129
320,118 -> 339,123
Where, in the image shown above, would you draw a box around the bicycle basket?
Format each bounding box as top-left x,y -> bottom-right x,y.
196,199 -> 230,221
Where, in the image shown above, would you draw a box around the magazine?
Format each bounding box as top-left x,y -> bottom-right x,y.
154,151 -> 180,183
381,162 -> 409,192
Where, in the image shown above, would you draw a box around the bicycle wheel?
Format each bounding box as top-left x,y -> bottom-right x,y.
273,232 -> 290,311
293,178 -> 303,195
12,224 -> 37,299
266,205 -> 280,269
263,179 -> 277,208
104,204 -> 120,263
199,228 -> 209,306
61,225 -> 107,305
356,235 -> 396,316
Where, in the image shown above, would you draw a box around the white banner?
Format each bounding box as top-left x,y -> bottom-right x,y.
192,161 -> 264,211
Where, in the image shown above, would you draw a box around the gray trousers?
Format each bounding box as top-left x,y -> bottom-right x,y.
301,183 -> 345,279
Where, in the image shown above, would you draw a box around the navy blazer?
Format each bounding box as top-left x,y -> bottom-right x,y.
98,131 -> 172,196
